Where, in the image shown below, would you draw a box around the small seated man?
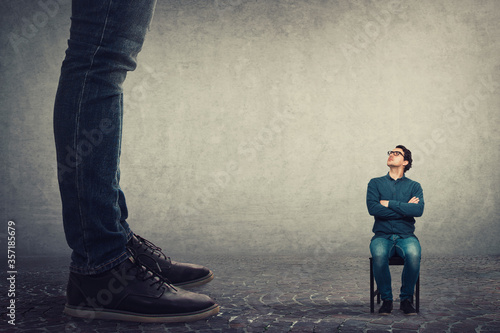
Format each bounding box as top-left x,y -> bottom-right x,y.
366,145 -> 424,315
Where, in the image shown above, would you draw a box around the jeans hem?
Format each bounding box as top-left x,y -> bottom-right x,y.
69,250 -> 131,275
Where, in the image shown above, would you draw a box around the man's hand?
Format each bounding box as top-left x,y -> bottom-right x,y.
408,197 -> 419,204
380,197 -> 419,207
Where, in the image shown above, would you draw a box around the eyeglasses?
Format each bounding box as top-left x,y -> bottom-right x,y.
387,151 -> 404,157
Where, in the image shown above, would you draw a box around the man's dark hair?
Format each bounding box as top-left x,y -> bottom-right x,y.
396,145 -> 412,173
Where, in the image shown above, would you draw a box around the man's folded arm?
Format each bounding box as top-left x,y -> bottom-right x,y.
366,180 -> 404,219
388,184 -> 425,217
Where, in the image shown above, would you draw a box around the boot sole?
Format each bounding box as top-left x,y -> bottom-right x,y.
173,271 -> 215,288
400,305 -> 417,315
64,303 -> 219,323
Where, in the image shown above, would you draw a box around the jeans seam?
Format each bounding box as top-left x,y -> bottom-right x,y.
76,0 -> 114,268
395,244 -> 404,258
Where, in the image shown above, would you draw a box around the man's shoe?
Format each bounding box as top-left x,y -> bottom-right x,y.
64,257 -> 219,323
127,234 -> 214,288
378,300 -> 393,315
400,299 -> 417,315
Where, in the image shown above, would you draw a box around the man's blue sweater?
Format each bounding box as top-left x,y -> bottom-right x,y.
366,173 -> 424,239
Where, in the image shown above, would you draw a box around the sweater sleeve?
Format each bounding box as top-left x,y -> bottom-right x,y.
366,179 -> 404,219
388,182 -> 425,217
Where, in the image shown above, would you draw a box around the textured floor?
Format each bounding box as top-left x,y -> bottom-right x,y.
1,254 -> 500,332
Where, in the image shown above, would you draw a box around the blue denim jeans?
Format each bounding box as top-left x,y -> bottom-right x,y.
370,235 -> 421,301
54,0 -> 157,275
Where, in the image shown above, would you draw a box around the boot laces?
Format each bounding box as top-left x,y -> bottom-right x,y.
127,248 -> 177,292
136,234 -> 172,265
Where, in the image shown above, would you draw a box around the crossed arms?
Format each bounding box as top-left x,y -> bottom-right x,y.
366,180 -> 424,219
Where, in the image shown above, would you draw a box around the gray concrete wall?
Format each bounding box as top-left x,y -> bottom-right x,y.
1,0 -> 499,258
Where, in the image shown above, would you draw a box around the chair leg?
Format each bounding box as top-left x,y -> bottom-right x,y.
370,258 -> 375,313
416,274 -> 420,313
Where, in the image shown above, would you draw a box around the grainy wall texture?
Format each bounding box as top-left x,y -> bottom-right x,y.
1,0 -> 499,258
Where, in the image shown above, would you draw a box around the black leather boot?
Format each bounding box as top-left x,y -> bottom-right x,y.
400,299 -> 417,315
64,257 -> 219,323
378,300 -> 393,315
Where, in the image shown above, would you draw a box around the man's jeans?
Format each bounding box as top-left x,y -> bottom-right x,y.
54,0 -> 157,275
370,235 -> 421,301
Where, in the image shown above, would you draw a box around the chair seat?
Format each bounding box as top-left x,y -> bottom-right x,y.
388,255 -> 405,265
